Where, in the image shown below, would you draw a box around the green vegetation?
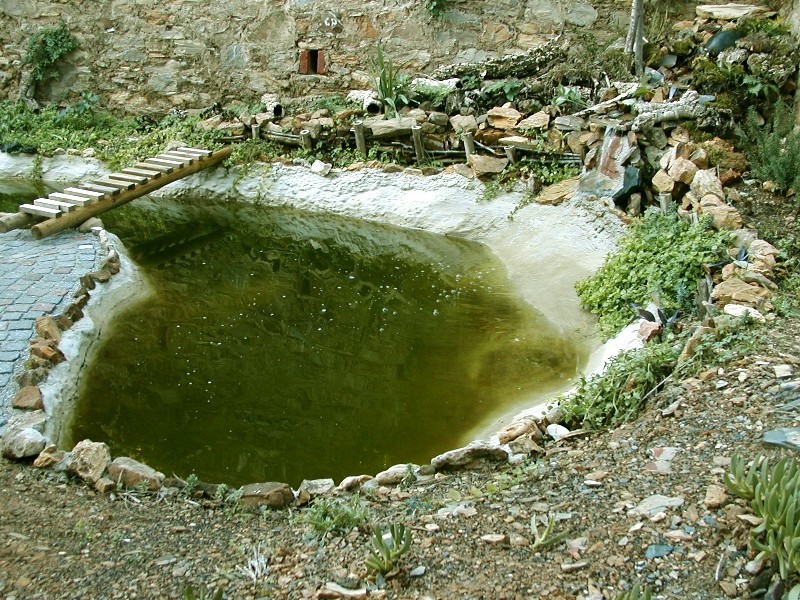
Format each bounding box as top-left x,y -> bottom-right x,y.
551,85 -> 587,113
296,495 -> 371,539
615,583 -> 653,600
425,0 -> 449,18
575,208 -> 731,339
183,586 -> 223,600
484,78 -> 523,103
369,44 -> 409,118
558,340 -> 679,430
23,21 -> 80,83
365,523 -> 412,574
738,100 -> 800,194
725,453 -> 800,597
530,513 -> 572,550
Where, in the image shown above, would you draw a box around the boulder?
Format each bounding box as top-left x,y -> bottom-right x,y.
535,176 -> 579,205
553,115 -> 586,131
375,463 -> 412,486
487,106 -> 522,130
699,195 -> 742,230
690,169 -> 724,200
469,155 -> 509,177
516,111 -> 550,130
431,441 -> 508,470
296,478 -> 335,505
2,428 -> 46,459
68,440 -> 111,484
696,3 -> 773,19
498,135 -> 545,151
12,386 -> 43,410
338,475 -> 373,491
498,416 -> 540,445
711,278 -> 770,307
651,169 -> 675,193
366,117 -> 416,138
107,457 -> 165,491
723,304 -> 766,321
449,114 -> 478,134
33,444 -> 65,468
240,482 -> 294,508
667,157 -> 698,185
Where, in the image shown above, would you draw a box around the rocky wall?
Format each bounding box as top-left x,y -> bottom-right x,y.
0,0 -> 622,113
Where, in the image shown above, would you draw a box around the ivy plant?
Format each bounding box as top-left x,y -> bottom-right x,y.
23,21 -> 80,83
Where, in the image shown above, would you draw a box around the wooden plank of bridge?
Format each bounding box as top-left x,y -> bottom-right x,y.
92,178 -> 136,191
107,172 -> 148,185
122,167 -> 162,179
134,161 -> 173,174
82,182 -> 121,195
35,198 -> 77,212
160,152 -> 195,164
48,192 -> 92,207
148,157 -> 185,168
19,203 -> 61,218
176,146 -> 212,157
63,187 -> 106,201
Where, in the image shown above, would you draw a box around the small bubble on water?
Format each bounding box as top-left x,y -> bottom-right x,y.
432,309 -> 439,316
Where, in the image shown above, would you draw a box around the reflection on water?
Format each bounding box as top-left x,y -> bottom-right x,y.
65,201 -> 579,486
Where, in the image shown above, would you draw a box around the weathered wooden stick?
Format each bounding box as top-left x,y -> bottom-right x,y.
504,145 -> 517,164
0,211 -> 37,233
353,120 -> 367,156
462,132 -> 475,160
251,124 -> 260,140
299,130 -> 313,151
30,145 -> 233,240
412,125 -> 425,164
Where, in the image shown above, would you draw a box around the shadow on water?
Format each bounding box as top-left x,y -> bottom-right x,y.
64,199 -> 581,487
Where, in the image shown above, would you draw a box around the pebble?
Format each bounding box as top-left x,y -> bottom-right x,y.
703,484 -> 728,509
644,544 -> 673,559
409,566 -> 426,577
774,364 -> 794,379
480,533 -> 509,545
560,561 -> 588,573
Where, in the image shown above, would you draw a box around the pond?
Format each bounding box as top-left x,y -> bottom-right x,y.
63,199 -> 580,487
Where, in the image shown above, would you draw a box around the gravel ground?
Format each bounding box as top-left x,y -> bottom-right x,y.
1,314 -> 798,600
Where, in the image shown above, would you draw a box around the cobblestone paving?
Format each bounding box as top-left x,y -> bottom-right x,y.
0,229 -> 101,418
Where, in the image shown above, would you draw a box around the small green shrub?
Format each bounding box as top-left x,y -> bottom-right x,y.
369,44 -> 409,118
725,453 -> 800,596
183,585 -> 223,600
425,0 -> 449,18
23,21 -> 80,83
365,523 -> 412,574
737,99 -> 800,194
559,340 -> 679,430
615,583 -> 653,600
575,208 -> 731,339
297,495 -> 371,538
484,78 -> 523,103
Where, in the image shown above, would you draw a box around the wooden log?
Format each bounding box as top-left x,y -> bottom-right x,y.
251,124 -> 260,140
412,125 -> 425,164
31,146 -> 233,240
353,120 -> 367,157
504,145 -> 517,164
462,132 -> 475,160
0,211 -> 36,233
299,130 -> 313,151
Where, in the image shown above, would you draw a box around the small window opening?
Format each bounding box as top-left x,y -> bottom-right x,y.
299,49 -> 326,75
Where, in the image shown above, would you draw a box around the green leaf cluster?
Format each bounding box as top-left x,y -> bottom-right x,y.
365,523 -> 412,574
369,44 -> 409,118
23,21 -> 80,83
425,0 -> 449,18
615,583 -> 653,600
737,99 -> 800,194
725,453 -> 800,596
296,495 -> 371,539
558,340 -> 679,430
575,208 -> 731,339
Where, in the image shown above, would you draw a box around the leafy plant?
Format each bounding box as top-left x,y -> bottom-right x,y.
530,513 -> 572,550
575,208 -> 731,339
183,585 -> 223,600
559,340 -> 679,430
23,21 -> 80,83
426,0 -> 449,18
484,79 -> 523,103
615,583 -> 653,600
181,473 -> 200,497
743,75 -> 779,101
55,91 -> 100,124
236,543 -> 268,585
365,523 -> 412,574
297,495 -> 371,538
724,453 -> 800,597
552,85 -> 588,113
737,99 -> 800,194
369,44 -> 409,118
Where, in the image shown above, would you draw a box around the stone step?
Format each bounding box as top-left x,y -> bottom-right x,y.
107,172 -> 148,184
35,198 -> 77,212
63,187 -> 106,200
19,203 -> 61,218
122,167 -> 161,178
48,192 -> 92,207
135,161 -> 173,174
92,178 -> 135,191
82,182 -> 121,195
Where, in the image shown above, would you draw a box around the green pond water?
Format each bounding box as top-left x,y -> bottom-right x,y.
65,200 -> 581,487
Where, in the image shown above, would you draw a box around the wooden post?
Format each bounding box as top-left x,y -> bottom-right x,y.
658,192 -> 672,213
503,145 -> 517,164
462,132 -> 475,161
300,130 -> 313,151
412,125 -> 425,164
30,146 -> 233,240
353,120 -> 367,157
0,211 -> 36,234
251,123 -> 260,140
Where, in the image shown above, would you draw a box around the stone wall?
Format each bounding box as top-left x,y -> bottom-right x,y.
0,0 -> 622,113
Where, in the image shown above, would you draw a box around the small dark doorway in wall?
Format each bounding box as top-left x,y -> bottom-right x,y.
299,49 -> 326,75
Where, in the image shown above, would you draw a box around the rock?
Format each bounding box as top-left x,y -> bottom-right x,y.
774,364 -> 794,379
375,464 -> 412,486
33,444 -> 64,468
763,428 -> 800,451
487,106 -> 522,130
696,3 -> 773,19
366,117 -> 416,138
517,111 -> 550,130
4,410 -> 47,434
427,111 -> 449,127
723,304 -> 765,321
28,340 -> 65,365
535,176 -> 579,205
34,316 -> 61,343
498,135 -> 544,151
68,440 -> 111,484
94,477 -> 117,493
508,434 -> 545,455
469,155 -> 509,177
711,279 -> 770,307
78,217 -> 104,233
546,423 -> 570,440
107,456 -> 164,491
699,196 -> 742,230
449,114 -> 479,134
553,115 -> 586,131
691,169 -> 724,200
703,484 -> 728,508
297,478 -> 335,504
560,561 -> 589,572
431,441 -> 508,470
565,2 -> 597,26
638,321 -> 662,342
310,160 -> 332,176
748,239 -> 779,266
318,582 -> 367,599
628,494 -> 684,516
1,428 -> 46,459
409,565 -> 426,577
240,482 -> 294,508
651,169 -> 675,193
481,533 -> 509,545
645,544 -> 674,559
12,386 -> 43,410
667,157 -> 698,185
498,416 -> 538,444
338,475 -> 373,491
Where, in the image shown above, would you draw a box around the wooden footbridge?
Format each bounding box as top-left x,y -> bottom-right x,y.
1,145 -> 232,239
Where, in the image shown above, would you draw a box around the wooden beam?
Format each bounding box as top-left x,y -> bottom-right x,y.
107,172 -> 148,184
20,203 -> 61,218
31,146 -> 232,239
123,167 -> 162,178
92,178 -> 135,190
63,187 -> 106,200
81,182 -> 121,195
0,211 -> 36,233
35,198 -> 77,212
48,192 -> 92,207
